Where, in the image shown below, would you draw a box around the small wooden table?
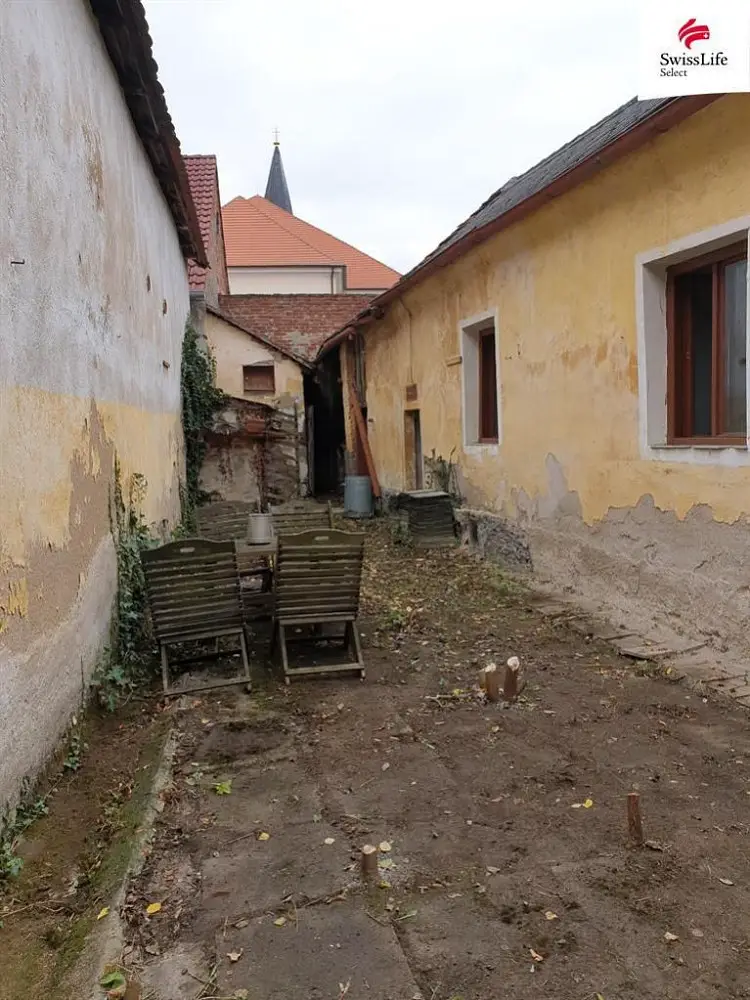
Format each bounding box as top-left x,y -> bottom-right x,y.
235,539 -> 277,622
235,539 -> 278,559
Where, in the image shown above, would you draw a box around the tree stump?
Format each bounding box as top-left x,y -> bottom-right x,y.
504,657 -> 520,702
361,844 -> 378,879
482,664 -> 500,702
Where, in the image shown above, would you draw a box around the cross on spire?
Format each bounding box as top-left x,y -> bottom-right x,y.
273,128 -> 280,146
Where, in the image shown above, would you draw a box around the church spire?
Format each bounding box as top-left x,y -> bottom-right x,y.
264,132 -> 292,214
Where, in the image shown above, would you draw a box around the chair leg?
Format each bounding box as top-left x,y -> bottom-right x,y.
279,624 -> 291,684
239,630 -> 251,689
270,620 -> 278,660
160,643 -> 170,693
351,622 -> 365,679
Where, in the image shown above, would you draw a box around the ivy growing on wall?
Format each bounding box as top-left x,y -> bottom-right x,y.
179,319 -> 225,530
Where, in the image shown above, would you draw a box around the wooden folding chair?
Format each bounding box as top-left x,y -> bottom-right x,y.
271,528 -> 365,683
142,539 -> 250,695
270,501 -> 334,536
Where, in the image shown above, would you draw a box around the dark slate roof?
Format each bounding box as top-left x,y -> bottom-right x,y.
411,96 -> 672,275
264,144 -> 293,214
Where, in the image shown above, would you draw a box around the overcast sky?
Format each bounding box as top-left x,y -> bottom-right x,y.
145,1 -> 638,275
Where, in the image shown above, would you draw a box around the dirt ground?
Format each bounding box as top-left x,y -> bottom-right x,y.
4,521 -> 750,999
124,523 -> 750,1000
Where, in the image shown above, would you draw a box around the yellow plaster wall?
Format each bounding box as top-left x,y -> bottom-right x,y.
205,312 -> 304,405
359,95 -> 750,527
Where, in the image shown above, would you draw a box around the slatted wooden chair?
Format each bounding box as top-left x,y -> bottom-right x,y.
271,528 -> 365,683
196,502 -> 254,542
270,501 -> 334,536
142,539 -> 251,695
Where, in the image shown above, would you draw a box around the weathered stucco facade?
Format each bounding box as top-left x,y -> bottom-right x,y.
205,311 -> 305,404
351,95 -> 750,654
0,1 -> 191,807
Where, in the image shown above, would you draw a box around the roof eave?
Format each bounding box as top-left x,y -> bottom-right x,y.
316,93 -> 720,360
90,0 -> 208,267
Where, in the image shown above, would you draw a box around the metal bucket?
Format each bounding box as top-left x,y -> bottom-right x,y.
344,475 -> 373,518
248,512 -> 274,544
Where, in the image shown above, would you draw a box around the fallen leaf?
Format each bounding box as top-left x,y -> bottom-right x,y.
233,992 -> 250,1000
324,837 -> 336,845
544,911 -> 558,921
337,703 -> 344,711
596,994 -> 605,1000
214,780 -> 232,796
146,902 -> 162,915
234,918 -> 249,929
379,880 -> 392,889
227,949 -> 244,962
664,931 -> 679,942
258,831 -> 270,841
583,798 -> 594,809
99,971 -> 127,990
273,916 -> 287,927
690,928 -> 704,938
491,725 -> 500,733
529,948 -> 544,962
97,907 -> 110,920
486,866 -> 500,875
719,877 -> 735,886
379,858 -> 395,870
379,841 -> 392,853
381,762 -> 390,772
571,803 -> 582,809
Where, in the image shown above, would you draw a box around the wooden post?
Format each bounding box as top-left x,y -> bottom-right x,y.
503,657 -> 520,702
483,664 -> 500,703
627,792 -> 644,847
361,844 -> 378,879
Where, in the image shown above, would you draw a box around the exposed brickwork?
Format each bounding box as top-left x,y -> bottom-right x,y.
219,293 -> 374,362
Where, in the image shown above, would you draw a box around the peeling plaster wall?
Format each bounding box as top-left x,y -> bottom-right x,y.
0,1 -> 189,808
356,95 -> 750,654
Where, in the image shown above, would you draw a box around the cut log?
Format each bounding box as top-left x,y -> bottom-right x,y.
361,844 -> 378,878
483,664 -> 500,703
627,792 -> 644,846
504,657 -> 520,702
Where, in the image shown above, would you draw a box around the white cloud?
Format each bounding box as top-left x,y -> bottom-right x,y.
146,0 -> 638,272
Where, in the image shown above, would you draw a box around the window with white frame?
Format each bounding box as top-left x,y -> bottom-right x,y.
637,223 -> 750,461
460,311 -> 500,448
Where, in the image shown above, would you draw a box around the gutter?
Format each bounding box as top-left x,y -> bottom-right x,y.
316,93 -> 719,361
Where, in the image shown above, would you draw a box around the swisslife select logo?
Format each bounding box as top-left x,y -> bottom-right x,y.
659,18 -> 728,78
638,1 -> 750,97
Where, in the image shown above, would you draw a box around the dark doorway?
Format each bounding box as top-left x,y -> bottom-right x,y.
304,347 -> 345,497
404,409 -> 423,490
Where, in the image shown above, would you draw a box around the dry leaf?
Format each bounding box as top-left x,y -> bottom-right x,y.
529,948 -> 544,962
719,877 -> 735,886
146,902 -> 162,915
227,949 -> 243,962
234,918 -> 249,929
381,762 -> 390,772
571,803 -> 582,809
544,910 -> 558,921
97,907 -> 110,920
324,837 -> 336,845
273,916 -> 287,927
486,866 -> 500,875
596,994 -> 605,1000
491,725 -> 500,733
583,798 -> 594,809
664,931 -> 679,942
233,992 -> 249,1000
690,928 -> 704,938
379,841 -> 392,853
258,831 -> 270,841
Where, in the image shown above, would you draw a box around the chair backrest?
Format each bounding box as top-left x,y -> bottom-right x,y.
270,502 -> 333,536
274,528 -> 365,620
142,539 -> 242,641
197,502 -> 254,542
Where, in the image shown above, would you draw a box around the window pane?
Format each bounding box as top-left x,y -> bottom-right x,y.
479,332 -> 498,440
723,259 -> 747,435
689,273 -> 713,437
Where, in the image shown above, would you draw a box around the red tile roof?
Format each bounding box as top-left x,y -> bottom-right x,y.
221,196 -> 400,291
184,155 -> 228,295
219,293 -> 375,362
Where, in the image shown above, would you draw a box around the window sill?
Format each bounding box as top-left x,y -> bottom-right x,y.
643,441 -> 750,466
464,441 -> 500,456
